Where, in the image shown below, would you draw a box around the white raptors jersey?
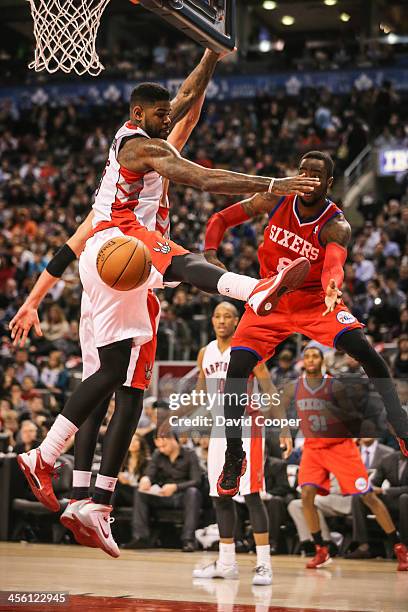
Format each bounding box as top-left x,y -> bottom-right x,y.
92,122 -> 170,237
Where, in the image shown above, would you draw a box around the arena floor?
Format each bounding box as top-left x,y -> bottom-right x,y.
0,543 -> 406,611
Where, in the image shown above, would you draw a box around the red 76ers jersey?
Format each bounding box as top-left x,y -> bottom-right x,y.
258,195 -> 342,289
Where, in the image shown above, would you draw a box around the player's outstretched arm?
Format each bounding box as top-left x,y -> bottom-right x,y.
253,361 -> 293,459
9,212 -> 94,347
203,193 -> 277,266
320,215 -> 351,316
170,49 -> 220,124
119,138 -> 320,196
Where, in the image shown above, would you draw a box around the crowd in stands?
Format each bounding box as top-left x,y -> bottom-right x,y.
0,63 -> 407,556
0,32 -> 403,86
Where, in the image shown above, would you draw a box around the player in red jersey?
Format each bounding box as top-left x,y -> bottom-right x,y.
204,150 -> 408,497
279,346 -> 408,570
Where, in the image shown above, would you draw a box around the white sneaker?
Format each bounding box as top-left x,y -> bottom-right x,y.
60,499 -> 97,548
192,560 -> 239,580
74,500 -> 120,558
252,564 -> 273,586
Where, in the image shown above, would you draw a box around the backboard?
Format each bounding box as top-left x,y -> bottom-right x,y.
138,1 -> 236,53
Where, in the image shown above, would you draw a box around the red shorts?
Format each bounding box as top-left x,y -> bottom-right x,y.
298,439 -> 370,495
90,220 -> 189,275
231,288 -> 363,360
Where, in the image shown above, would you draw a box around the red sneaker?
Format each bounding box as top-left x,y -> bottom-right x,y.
306,545 -> 332,569
248,257 -> 311,316
60,499 -> 97,548
217,450 -> 247,497
397,437 -> 408,458
395,543 -> 408,571
17,448 -> 60,512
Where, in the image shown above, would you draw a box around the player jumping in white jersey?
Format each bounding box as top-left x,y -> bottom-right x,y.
14,49 -> 319,556
160,302 -> 292,584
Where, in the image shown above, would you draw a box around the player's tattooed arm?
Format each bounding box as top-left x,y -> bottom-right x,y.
240,193 -> 280,217
254,362 -> 293,459
120,138 -> 320,195
170,49 -> 220,124
319,214 -> 351,248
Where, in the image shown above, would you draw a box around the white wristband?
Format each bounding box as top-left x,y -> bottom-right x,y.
268,178 -> 275,193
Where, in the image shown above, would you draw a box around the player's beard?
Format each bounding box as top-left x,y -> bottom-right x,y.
299,193 -> 326,208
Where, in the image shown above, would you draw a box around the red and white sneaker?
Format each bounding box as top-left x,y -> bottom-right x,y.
17,448 -> 60,512
60,499 -> 97,548
397,437 -> 408,458
248,258 -> 311,316
395,543 -> 408,571
74,500 -> 120,558
306,545 -> 332,569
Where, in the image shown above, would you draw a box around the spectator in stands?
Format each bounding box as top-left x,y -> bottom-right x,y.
2,409 -> 19,447
9,383 -> 26,414
125,433 -> 202,552
348,451 -> 408,569
392,335 -> 408,380
14,348 -> 39,384
114,433 -> 151,508
13,420 -> 40,454
40,305 -> 70,345
270,350 -> 297,390
40,350 -> 69,399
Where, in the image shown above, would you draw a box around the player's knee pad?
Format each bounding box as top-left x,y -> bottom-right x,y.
227,349 -> 258,380
336,328 -> 374,363
244,493 -> 268,533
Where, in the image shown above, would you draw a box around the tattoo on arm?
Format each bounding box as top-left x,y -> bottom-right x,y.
241,193 -> 279,218
320,215 -> 351,247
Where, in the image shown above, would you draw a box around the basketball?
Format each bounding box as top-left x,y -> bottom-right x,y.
96,236 -> 152,291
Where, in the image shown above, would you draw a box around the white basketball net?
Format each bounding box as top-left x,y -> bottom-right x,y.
26,0 -> 112,76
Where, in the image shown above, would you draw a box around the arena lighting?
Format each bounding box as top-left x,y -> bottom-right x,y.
340,12 -> 351,22
281,15 -> 295,26
324,0 -> 337,6
387,33 -> 398,45
263,1 -> 277,9
259,40 -> 273,52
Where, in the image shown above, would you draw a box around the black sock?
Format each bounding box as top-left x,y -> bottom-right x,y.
92,486 -> 113,506
387,530 -> 399,546
163,253 -> 224,293
312,531 -> 324,546
72,487 -> 90,501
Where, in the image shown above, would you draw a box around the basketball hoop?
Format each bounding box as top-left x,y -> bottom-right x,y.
26,0 -> 111,76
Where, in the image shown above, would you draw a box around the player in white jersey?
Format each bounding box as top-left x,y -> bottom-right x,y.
160,302 -> 289,585
10,89 -> 207,557
14,50 -> 318,556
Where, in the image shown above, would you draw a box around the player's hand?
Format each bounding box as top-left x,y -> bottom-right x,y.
267,174 -> 320,197
323,279 -> 342,316
9,304 -> 43,347
279,435 -> 293,460
204,249 -> 227,271
160,483 -> 177,497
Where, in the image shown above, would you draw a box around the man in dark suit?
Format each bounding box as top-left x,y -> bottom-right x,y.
349,450 -> 408,570
124,432 -> 202,552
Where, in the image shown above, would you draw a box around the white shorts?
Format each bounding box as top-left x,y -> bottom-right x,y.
79,227 -> 163,348
208,415 -> 265,497
79,290 -> 161,389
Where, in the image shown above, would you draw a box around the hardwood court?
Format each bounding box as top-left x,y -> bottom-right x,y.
0,543 -> 407,611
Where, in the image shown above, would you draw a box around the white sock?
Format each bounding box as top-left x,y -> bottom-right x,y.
217,272 -> 258,302
95,473 -> 117,493
39,414 -> 78,466
219,542 -> 236,567
256,544 -> 271,567
72,470 -> 92,488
